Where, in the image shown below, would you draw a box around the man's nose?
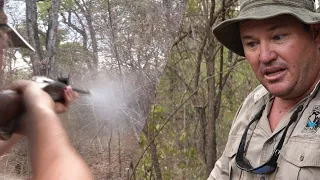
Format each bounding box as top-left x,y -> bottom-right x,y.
258,42 -> 277,63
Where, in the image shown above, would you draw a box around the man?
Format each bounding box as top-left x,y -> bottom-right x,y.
208,0 -> 320,179
0,1 -> 93,179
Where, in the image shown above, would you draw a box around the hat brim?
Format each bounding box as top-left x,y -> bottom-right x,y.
213,4 -> 320,56
6,24 -> 35,52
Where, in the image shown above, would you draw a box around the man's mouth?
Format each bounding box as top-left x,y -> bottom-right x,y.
262,66 -> 287,80
265,69 -> 286,76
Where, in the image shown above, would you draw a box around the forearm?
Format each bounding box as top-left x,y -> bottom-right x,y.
26,107 -> 93,180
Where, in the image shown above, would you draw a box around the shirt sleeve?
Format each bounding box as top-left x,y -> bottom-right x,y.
207,153 -> 230,180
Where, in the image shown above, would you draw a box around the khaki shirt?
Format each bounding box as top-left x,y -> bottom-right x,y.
208,83 -> 320,180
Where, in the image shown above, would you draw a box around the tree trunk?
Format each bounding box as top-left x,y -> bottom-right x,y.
206,50 -> 217,176
74,0 -> 99,72
26,0 -> 44,76
144,125 -> 162,180
106,0 -> 122,77
60,10 -> 94,71
149,135 -> 162,180
205,0 -> 217,176
46,0 -> 61,77
196,107 -> 207,164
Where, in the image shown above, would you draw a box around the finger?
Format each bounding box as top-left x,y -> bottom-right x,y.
72,90 -> 79,99
54,87 -> 79,114
55,103 -> 67,114
54,87 -> 72,114
64,89 -> 71,107
5,80 -> 37,93
65,86 -> 79,102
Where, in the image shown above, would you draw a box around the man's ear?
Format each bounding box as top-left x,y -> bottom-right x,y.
310,24 -> 320,41
310,24 -> 320,50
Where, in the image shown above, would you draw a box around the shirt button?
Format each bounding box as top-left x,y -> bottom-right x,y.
300,154 -> 305,161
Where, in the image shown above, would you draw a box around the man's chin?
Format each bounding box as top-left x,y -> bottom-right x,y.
267,88 -> 302,100
264,84 -> 292,98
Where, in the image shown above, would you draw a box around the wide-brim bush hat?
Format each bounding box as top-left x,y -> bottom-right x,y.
213,0 -> 320,56
5,23 -> 35,51
0,0 -> 34,51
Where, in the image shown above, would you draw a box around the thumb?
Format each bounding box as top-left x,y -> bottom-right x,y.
6,80 -> 37,93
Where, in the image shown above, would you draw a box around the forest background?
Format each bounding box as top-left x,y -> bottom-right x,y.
0,0 -> 261,179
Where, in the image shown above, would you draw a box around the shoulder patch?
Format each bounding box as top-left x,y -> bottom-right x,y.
302,105 -> 320,133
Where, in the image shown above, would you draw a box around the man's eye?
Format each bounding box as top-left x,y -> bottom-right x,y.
247,42 -> 256,47
274,34 -> 285,41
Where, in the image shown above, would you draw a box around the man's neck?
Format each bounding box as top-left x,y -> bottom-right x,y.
268,97 -> 302,132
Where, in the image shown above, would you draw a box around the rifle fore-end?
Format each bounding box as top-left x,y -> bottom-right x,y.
0,90 -> 23,140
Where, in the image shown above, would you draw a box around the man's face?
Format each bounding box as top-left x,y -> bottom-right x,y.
240,15 -> 320,100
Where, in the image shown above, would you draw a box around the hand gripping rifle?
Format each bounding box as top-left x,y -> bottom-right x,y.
0,76 -> 90,140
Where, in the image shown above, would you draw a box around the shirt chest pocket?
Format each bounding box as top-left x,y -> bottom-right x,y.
279,138 -> 320,180
225,136 -> 244,180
